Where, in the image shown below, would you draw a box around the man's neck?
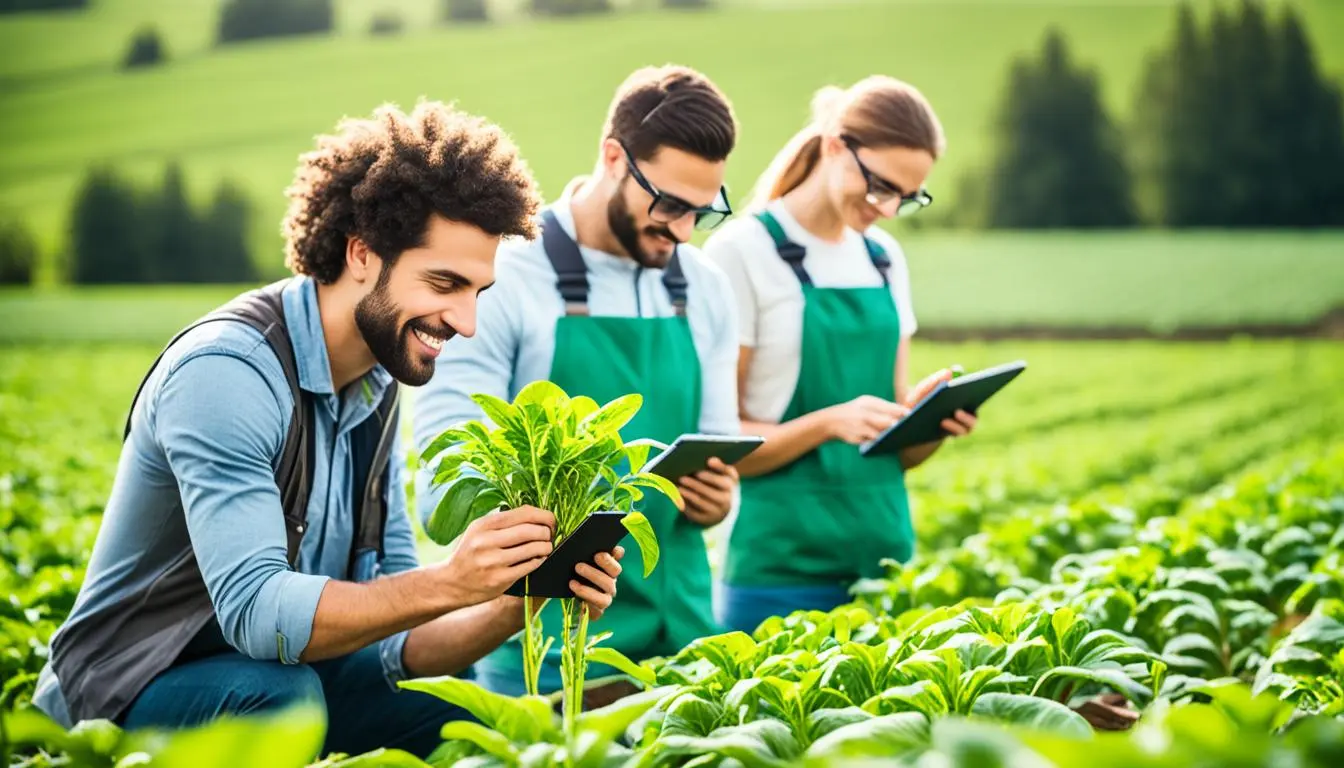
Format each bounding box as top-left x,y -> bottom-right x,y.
315,281 -> 376,393
567,177 -> 631,259
781,171 -> 847,244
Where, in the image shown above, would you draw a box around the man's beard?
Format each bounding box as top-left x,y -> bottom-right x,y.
608,179 -> 678,269
354,266 -> 452,387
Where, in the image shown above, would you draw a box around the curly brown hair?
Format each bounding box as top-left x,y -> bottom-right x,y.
282,100 -> 541,284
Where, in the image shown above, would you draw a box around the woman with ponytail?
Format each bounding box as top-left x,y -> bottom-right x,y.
704,76 -> 979,632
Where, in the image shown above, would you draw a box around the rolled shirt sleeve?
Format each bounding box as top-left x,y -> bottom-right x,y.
154,351 -> 331,664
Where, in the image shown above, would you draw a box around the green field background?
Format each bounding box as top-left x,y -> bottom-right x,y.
1,0 -> 1342,323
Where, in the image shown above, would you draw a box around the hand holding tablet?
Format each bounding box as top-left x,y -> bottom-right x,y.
860,360 -> 1026,457
639,433 -> 766,482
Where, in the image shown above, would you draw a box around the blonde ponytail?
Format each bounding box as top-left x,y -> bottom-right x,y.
746,85 -> 850,212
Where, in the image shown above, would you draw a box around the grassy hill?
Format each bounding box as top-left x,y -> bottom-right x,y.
1,0 -> 1341,280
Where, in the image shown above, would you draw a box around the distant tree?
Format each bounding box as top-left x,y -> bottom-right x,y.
146,163 -> 197,281
444,0 -> 488,23
0,217 -> 38,286
1135,0 -> 1344,226
1272,5 -> 1344,225
68,166 -> 257,285
69,168 -> 148,285
663,0 -> 712,8
122,24 -> 166,69
0,0 -> 89,13
530,0 -> 610,17
983,28 -> 1136,228
369,9 -> 404,36
196,182 -> 258,283
217,0 -> 333,45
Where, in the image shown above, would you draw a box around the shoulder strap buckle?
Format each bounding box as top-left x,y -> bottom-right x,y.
663,249 -> 689,317
754,210 -> 812,286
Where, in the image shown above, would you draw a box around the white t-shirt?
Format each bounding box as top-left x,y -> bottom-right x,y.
702,200 -> 918,424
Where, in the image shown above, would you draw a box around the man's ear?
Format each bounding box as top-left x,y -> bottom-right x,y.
600,137 -> 626,181
346,236 -> 377,284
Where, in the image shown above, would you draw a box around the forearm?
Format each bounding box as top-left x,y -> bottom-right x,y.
401,596 -> 535,678
899,439 -> 943,470
301,568 -> 468,663
737,410 -> 833,476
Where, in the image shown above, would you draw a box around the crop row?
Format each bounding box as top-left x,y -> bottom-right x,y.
379,447 -> 1344,767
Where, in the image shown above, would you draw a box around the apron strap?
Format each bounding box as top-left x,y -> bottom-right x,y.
754,210 -> 812,286
541,206 -> 689,317
862,235 -> 892,287
662,248 -> 689,317
755,210 -> 891,287
541,208 -> 590,316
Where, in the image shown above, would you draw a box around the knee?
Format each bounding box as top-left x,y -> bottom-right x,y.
227,662 -> 325,717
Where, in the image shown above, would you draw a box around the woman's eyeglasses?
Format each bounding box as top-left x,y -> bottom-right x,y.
620,142 -> 733,231
842,135 -> 933,217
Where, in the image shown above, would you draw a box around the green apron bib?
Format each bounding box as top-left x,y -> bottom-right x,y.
477,208 -> 718,685
724,210 -> 914,588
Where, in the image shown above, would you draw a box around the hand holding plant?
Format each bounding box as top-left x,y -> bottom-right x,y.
419,380 -> 678,747
433,505 -> 556,605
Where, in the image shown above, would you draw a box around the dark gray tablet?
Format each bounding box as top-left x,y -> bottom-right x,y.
506,511 -> 629,599
640,434 -> 766,482
859,360 -> 1027,457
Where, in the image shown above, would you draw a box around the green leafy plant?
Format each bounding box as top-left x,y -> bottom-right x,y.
418,381 -> 678,744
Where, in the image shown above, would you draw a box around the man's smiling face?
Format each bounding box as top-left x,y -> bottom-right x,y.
354,213 -> 498,386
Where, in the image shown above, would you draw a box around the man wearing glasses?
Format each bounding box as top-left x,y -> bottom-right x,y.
412,64 -> 741,704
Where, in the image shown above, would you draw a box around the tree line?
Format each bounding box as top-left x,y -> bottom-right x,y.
64,165 -> 255,285
977,0 -> 1344,228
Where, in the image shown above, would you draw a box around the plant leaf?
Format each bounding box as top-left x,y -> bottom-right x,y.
587,646 -> 657,687
1030,665 -> 1153,708
968,693 -> 1090,737
804,712 -> 930,759
425,476 -> 491,546
438,721 -> 521,763
621,512 -> 660,577
584,394 -> 642,436
397,676 -> 558,744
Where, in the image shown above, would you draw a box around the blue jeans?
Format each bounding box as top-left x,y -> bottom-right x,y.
714,581 -> 853,635
119,644 -> 471,759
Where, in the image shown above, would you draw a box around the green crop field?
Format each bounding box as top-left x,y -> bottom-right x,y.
3,229 -> 1344,344
2,0 -> 1342,279
4,339 -> 1344,765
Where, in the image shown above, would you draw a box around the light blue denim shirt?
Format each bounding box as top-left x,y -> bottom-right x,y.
412,182 -> 741,524
33,276 -> 418,727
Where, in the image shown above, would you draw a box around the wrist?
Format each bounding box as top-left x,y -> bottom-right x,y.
810,406 -> 840,441
427,561 -> 475,615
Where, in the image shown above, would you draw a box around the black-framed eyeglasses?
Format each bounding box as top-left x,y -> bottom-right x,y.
620,142 -> 733,231
842,135 -> 933,217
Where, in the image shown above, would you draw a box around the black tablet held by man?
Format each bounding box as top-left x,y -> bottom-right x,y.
860,360 -> 1027,457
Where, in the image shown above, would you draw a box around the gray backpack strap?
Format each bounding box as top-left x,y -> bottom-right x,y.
349,384 -> 400,577
119,279 -> 313,566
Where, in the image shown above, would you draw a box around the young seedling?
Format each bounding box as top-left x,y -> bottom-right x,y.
418,380 -> 677,742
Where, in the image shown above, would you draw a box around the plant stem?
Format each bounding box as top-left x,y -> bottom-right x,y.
560,597 -> 590,765
522,587 -> 539,697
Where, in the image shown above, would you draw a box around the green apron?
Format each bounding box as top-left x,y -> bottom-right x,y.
475,208 -> 718,688
723,210 -> 914,588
